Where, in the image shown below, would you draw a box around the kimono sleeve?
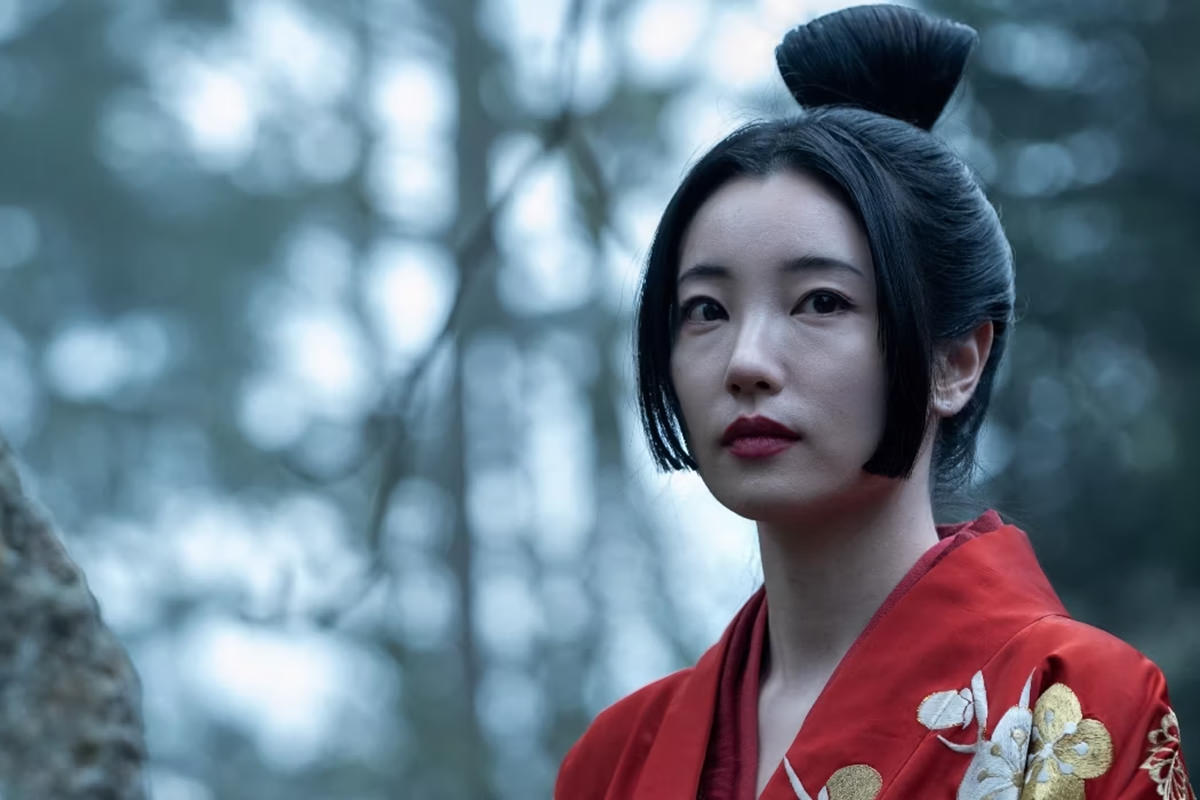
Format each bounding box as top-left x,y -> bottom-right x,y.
1115,702 -> 1195,799
554,705 -> 636,800
553,672 -> 687,800
1106,667 -> 1195,800
555,735 -> 604,800
1023,619 -> 1195,800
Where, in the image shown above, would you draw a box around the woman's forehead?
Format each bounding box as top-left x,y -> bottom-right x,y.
677,171 -> 874,278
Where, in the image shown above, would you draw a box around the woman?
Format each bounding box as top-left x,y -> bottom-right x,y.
555,5 -> 1194,800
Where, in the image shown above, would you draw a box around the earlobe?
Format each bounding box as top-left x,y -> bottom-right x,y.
933,321 -> 995,419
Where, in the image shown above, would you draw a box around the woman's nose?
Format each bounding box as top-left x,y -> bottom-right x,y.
724,322 -> 784,396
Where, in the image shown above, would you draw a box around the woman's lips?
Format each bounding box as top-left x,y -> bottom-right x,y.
727,436 -> 797,459
721,415 -> 800,458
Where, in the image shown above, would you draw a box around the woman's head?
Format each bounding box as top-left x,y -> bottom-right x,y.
635,4 -> 1014,501
669,170 -> 890,520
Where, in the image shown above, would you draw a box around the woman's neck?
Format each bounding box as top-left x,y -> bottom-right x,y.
756,476 -> 939,689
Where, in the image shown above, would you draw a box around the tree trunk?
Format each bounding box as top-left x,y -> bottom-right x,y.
0,439 -> 145,799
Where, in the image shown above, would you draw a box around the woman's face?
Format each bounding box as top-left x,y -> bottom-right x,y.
670,170 -> 888,522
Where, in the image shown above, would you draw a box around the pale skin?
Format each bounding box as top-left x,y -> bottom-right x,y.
669,171 -> 994,797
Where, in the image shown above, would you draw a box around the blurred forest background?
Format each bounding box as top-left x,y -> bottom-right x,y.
0,0 -> 1196,797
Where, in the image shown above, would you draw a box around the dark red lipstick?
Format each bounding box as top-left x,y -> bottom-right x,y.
721,415 -> 801,459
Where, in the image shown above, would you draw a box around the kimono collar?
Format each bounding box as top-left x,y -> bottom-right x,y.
631,511 -> 1067,800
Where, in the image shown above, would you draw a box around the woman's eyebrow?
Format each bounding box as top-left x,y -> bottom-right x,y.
676,255 -> 865,287
676,263 -> 729,287
782,254 -> 866,278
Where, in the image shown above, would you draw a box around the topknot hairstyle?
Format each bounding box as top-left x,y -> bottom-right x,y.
635,3 -> 1015,491
775,4 -> 978,131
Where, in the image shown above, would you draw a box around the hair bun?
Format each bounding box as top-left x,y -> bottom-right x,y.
775,4 -> 978,130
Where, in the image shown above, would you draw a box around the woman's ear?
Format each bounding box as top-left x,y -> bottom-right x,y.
932,321 -> 994,418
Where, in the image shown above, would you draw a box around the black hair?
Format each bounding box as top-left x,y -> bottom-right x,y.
635,3 -> 1014,490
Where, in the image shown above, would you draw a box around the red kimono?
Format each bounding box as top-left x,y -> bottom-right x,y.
556,511 -> 1194,800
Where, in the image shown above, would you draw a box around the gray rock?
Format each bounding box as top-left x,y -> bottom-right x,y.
0,440 -> 146,799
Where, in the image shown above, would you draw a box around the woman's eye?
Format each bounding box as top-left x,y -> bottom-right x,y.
680,297 -> 726,323
796,290 -> 851,315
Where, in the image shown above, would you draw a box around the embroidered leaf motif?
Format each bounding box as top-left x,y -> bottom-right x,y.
783,759 -> 881,800
919,687 -> 975,730
972,670 -> 990,739
1140,708 -> 1196,800
920,670 -> 989,736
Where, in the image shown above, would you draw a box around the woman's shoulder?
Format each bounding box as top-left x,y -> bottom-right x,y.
554,666 -> 695,799
573,666 -> 696,749
990,612 -> 1173,716
1013,612 -> 1166,685
915,612 -> 1193,798
1000,613 -> 1190,792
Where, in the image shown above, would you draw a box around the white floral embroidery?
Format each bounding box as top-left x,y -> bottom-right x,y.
1141,708 -> 1196,800
921,670 -> 1034,800
783,758 -> 821,800
919,672 -> 1114,800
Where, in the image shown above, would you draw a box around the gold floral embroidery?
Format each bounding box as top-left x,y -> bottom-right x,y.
1020,683 -> 1113,800
1140,708 -> 1196,800
825,765 -> 883,799
783,759 -> 881,800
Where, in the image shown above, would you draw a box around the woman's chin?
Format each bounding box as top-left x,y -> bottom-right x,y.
706,472 -> 892,525
710,484 -> 831,524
